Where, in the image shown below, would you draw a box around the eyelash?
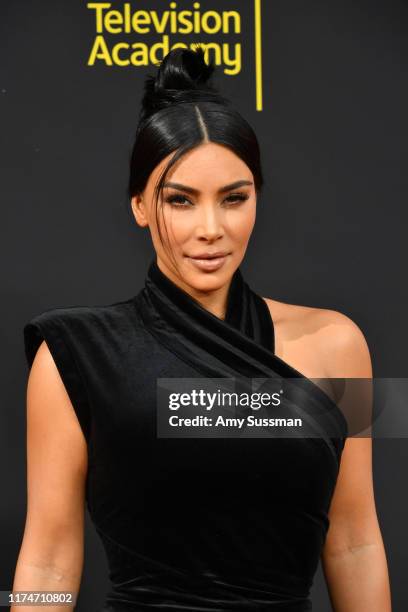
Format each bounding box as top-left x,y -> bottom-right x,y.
164,193 -> 249,208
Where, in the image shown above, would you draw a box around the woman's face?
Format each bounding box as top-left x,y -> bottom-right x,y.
131,142 -> 257,295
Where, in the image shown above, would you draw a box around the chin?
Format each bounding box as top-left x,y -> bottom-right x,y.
182,262 -> 235,292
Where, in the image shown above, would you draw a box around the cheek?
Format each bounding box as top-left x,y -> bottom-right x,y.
227,206 -> 256,242
158,209 -> 193,245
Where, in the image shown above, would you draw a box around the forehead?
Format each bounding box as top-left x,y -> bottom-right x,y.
148,142 -> 253,190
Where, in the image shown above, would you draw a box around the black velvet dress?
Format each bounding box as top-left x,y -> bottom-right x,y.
23,258 -> 348,611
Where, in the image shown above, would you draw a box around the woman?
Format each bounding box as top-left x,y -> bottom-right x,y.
13,47 -> 391,611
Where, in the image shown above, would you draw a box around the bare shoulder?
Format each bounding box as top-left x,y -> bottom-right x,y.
262,297 -> 372,378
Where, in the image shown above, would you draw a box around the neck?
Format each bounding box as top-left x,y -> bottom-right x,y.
156,257 -> 231,321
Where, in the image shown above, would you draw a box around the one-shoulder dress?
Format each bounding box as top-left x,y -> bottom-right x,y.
23,258 -> 348,612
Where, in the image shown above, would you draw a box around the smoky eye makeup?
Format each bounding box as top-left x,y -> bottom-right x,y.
163,191 -> 250,208
164,193 -> 192,207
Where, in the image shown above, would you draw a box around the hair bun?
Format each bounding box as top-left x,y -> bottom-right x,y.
139,46 -> 229,123
157,46 -> 215,90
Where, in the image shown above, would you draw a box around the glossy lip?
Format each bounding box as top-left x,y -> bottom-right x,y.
188,251 -> 230,260
186,253 -> 230,271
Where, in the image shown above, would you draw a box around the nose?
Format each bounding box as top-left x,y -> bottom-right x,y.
196,202 -> 224,241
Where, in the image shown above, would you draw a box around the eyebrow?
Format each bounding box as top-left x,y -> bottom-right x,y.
162,179 -> 253,195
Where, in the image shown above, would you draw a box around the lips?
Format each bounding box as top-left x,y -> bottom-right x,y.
186,252 -> 230,272
188,252 -> 230,260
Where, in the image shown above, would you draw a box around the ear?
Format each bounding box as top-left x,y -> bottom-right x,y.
131,194 -> 149,228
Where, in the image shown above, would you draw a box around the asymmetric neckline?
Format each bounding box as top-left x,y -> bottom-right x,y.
145,257 -> 276,353
135,257 -> 348,445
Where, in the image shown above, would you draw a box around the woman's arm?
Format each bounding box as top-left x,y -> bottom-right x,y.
320,313 -> 392,611
12,340 -> 88,611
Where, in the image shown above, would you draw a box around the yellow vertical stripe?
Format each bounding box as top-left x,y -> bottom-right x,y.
254,0 -> 263,111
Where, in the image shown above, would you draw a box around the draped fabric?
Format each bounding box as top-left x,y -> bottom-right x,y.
23,257 -> 348,612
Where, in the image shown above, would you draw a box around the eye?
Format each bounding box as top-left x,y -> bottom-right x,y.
224,192 -> 250,205
164,192 -> 250,208
165,194 -> 192,208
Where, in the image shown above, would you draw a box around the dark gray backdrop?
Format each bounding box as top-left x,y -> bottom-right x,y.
1,0 -> 407,610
